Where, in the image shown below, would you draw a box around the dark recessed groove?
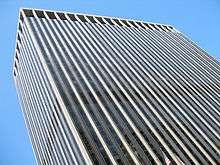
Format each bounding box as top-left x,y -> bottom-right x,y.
95,17 -> 106,24
76,14 -> 87,23
136,22 -> 146,29
57,12 -> 67,20
67,13 -> 77,21
46,11 -> 56,19
128,21 -> 138,28
113,19 -> 123,26
23,9 -> 34,18
121,20 -> 131,27
35,10 -> 45,18
104,18 -> 114,25
86,16 -> 96,23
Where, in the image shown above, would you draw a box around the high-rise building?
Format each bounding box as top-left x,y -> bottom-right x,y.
13,8 -> 220,164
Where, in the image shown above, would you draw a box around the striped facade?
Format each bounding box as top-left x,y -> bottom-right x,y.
13,8 -> 220,165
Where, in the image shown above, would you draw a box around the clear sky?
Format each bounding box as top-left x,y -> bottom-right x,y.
0,0 -> 219,164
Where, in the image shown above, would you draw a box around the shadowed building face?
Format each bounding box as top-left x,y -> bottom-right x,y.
13,8 -> 220,165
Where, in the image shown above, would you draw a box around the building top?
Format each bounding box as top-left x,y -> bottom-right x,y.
13,8 -> 177,78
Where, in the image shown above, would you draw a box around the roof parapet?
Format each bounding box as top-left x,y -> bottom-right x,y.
13,8 -> 176,77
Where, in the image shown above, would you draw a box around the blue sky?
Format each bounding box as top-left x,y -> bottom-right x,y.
0,0 -> 219,164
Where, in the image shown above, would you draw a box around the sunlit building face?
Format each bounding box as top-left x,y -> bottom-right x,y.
13,8 -> 220,165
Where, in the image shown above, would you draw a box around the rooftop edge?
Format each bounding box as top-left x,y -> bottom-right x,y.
13,8 -> 178,78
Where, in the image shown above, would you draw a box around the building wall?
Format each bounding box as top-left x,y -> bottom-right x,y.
14,9 -> 220,165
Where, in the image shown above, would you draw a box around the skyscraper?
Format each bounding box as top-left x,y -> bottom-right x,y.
13,8 -> 220,164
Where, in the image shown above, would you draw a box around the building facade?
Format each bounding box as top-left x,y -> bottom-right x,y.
13,8 -> 220,164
